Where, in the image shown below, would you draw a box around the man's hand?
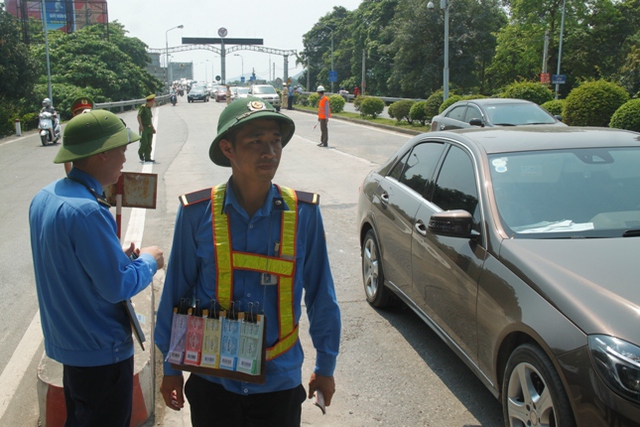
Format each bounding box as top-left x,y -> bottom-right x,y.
160,375 -> 184,411
123,242 -> 140,259
308,373 -> 336,406
140,245 -> 164,269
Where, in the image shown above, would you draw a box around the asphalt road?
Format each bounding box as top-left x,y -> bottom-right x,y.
0,97 -> 502,426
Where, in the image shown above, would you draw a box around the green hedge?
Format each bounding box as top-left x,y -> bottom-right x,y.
388,99 -> 416,123
410,101 -> 428,125
540,99 -> 564,117
501,82 -> 553,105
563,80 -> 629,127
609,98 -> 640,132
328,94 -> 346,114
358,96 -> 385,118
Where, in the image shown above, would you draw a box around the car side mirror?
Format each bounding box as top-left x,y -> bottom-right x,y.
554,115 -> 563,122
469,118 -> 485,127
428,210 -> 480,239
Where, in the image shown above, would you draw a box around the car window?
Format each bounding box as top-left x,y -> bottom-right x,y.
446,105 -> 467,121
490,147 -> 640,237
485,103 -> 556,125
399,142 -> 445,199
388,152 -> 409,181
253,86 -> 276,94
464,105 -> 482,122
433,146 -> 480,227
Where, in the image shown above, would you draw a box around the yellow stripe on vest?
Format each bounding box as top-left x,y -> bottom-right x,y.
212,184 -> 233,310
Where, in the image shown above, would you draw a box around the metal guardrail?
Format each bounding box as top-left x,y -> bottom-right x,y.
299,92 -> 420,104
95,94 -> 170,112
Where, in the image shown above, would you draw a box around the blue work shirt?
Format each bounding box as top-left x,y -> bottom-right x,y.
29,168 -> 157,367
155,181 -> 341,395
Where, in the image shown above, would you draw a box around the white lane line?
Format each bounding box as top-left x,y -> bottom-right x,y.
0,108 -> 160,419
0,312 -> 42,419
293,134 -> 378,166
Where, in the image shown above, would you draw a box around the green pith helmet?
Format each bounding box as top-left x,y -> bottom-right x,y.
53,110 -> 140,164
209,96 -> 295,167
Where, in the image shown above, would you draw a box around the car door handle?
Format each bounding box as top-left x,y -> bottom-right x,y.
380,192 -> 389,204
439,124 -> 446,130
414,220 -> 428,236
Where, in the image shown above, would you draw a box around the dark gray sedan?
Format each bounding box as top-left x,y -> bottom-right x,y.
357,126 -> 640,427
430,98 -> 565,131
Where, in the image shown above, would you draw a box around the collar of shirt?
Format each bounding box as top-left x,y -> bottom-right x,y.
67,167 -> 104,196
222,179 -> 290,220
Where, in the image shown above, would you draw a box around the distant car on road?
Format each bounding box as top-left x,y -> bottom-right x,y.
357,125 -> 640,427
430,98 -> 565,131
187,86 -> 209,103
248,84 -> 281,111
214,86 -> 227,103
235,87 -> 249,100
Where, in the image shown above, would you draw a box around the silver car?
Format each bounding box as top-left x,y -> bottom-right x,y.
248,85 -> 281,111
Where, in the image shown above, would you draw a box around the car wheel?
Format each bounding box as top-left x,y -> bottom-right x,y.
503,344 -> 576,427
362,229 -> 394,308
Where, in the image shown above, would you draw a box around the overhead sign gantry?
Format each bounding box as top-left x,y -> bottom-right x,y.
183,28 -> 264,84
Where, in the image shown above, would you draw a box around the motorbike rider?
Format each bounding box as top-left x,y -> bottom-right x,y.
40,98 -> 61,137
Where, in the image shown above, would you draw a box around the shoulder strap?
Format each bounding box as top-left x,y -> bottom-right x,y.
179,188 -> 213,207
294,190 -> 320,205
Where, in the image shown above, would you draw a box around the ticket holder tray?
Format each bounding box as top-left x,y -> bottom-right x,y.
171,317 -> 267,384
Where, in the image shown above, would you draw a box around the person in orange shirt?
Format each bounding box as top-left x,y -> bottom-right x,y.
316,86 -> 330,147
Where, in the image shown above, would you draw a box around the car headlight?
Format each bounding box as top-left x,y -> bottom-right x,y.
589,335 -> 640,402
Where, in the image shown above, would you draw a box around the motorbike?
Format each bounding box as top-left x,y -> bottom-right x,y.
170,93 -> 177,106
38,111 -> 61,146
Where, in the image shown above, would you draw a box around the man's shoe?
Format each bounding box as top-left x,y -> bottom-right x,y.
144,159 -> 155,163
317,143 -> 327,147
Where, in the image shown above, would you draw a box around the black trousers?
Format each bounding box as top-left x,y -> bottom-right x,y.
63,356 -> 134,427
185,374 -> 307,427
319,119 -> 328,145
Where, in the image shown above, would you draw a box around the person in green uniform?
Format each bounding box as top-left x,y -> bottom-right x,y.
137,94 -> 156,162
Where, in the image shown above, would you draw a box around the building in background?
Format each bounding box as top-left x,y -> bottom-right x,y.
5,0 -> 108,40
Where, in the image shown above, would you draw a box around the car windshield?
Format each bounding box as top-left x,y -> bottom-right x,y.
237,88 -> 249,94
485,103 -> 557,125
490,147 -> 640,238
253,86 -> 276,94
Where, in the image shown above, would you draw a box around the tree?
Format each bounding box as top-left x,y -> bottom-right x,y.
29,22 -> 161,105
0,4 -> 39,102
0,4 -> 39,134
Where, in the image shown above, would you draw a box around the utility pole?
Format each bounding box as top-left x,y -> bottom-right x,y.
361,49 -> 366,96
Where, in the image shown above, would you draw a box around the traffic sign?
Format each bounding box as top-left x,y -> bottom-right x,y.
329,70 -> 338,83
241,76 -> 245,83
552,74 -> 566,84
540,73 -> 550,84
216,75 -> 221,82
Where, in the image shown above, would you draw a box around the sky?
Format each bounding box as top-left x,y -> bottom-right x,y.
106,0 -> 364,83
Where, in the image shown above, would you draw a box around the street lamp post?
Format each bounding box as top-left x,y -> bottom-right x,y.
234,54 -> 244,83
427,0 -> 450,101
322,25 -> 334,93
165,24 -> 184,90
555,0 -> 567,100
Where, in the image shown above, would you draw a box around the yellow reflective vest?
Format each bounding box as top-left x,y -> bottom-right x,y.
211,183 -> 299,360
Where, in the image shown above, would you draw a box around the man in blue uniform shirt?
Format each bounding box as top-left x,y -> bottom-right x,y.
155,97 -> 341,426
29,110 -> 165,427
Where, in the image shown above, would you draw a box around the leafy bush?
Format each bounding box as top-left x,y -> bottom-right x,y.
563,80 -> 629,127
359,96 -> 385,118
609,99 -> 640,132
410,101 -> 429,125
388,99 -> 416,123
328,94 -> 346,114
438,95 -> 461,113
296,94 -> 309,107
424,91 -> 443,121
307,93 -> 320,107
353,95 -> 364,111
501,82 -> 553,105
540,99 -> 564,117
